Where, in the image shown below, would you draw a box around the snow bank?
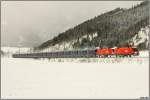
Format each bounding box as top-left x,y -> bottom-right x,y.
1,57 -> 148,99
1,47 -> 30,54
1,47 -> 31,57
139,50 -> 149,57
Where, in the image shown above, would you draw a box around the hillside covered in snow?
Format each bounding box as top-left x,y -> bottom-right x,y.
35,1 -> 149,52
1,47 -> 30,57
130,26 -> 149,50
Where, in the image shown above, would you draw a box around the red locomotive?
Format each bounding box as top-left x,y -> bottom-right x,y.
96,47 -> 139,57
95,48 -> 113,57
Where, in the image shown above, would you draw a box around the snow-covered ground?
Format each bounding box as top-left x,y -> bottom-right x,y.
1,47 -> 31,57
1,47 -> 30,53
1,53 -> 149,99
1,47 -> 149,99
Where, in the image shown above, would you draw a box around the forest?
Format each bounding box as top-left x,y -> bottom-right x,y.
36,1 -> 149,50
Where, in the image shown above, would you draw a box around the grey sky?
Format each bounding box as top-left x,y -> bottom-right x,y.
1,1 -> 143,47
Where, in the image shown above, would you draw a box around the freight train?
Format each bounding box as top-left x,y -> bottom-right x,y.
12,47 -> 139,58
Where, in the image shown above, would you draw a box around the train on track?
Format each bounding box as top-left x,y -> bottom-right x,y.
12,47 -> 139,58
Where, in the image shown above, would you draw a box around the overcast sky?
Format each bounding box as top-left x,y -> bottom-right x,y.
1,1 -> 143,47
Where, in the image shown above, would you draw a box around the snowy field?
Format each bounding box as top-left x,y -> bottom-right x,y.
1,54 -> 149,99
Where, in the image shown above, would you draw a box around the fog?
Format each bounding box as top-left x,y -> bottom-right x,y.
1,1 -> 142,47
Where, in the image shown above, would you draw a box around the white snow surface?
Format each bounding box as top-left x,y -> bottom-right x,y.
1,47 -> 30,54
1,47 -> 149,99
1,55 -> 149,99
139,50 -> 149,57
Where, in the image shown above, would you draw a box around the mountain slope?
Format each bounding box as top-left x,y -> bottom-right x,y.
36,1 -> 149,51
130,26 -> 149,50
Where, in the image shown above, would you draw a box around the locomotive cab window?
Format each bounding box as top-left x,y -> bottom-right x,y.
132,48 -> 138,51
